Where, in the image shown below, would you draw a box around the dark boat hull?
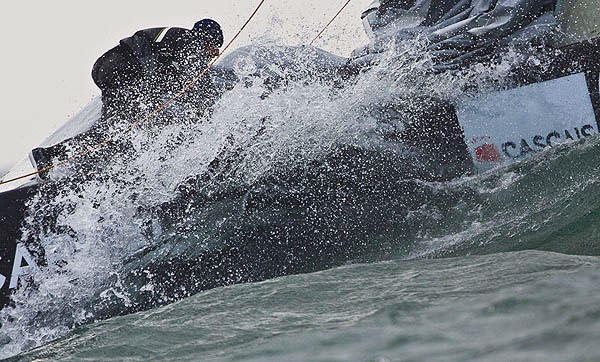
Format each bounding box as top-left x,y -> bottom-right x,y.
0,185 -> 38,309
1,40 -> 600,314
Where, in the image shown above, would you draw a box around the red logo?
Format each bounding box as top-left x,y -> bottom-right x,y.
475,143 -> 502,163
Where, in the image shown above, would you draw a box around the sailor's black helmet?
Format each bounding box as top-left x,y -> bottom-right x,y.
193,19 -> 224,48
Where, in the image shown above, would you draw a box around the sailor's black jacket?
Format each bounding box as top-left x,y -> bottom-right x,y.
92,27 -> 211,92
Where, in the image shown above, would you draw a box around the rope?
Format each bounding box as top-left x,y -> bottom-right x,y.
309,0 -> 352,46
0,0 -> 267,186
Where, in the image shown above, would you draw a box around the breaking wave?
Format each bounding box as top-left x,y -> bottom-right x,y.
1,38 -> 594,358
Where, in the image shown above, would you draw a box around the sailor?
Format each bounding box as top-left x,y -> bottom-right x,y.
92,19 -> 223,119
30,19 -> 224,180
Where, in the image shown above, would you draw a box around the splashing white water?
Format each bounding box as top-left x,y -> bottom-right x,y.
0,37 -> 527,358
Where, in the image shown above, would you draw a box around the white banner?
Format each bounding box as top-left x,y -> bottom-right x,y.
457,72 -> 599,168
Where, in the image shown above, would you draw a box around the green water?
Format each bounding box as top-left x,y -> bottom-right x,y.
13,251 -> 600,361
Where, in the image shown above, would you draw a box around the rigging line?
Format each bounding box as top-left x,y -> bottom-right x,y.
0,0 -> 267,187
309,0 -> 352,46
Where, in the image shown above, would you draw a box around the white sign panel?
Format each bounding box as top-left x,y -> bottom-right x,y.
457,72 -> 598,168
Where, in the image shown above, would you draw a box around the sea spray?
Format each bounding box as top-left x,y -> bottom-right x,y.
0,39 -> 548,358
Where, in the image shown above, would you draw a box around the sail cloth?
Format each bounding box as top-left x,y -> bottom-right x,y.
354,0 -> 559,69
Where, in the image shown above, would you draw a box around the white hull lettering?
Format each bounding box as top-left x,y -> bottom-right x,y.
9,244 -> 37,289
0,253 -> 6,289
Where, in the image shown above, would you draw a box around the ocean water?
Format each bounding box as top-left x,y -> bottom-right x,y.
11,252 -> 600,362
2,42 -> 600,361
